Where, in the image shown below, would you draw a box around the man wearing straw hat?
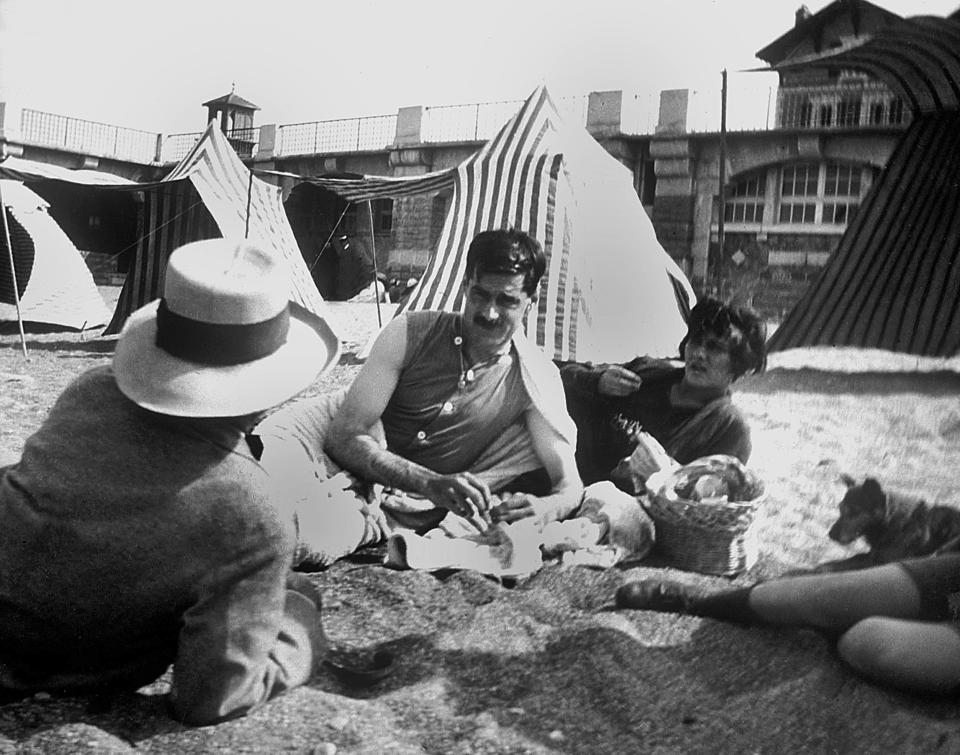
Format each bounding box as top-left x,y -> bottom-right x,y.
0,238 -> 340,725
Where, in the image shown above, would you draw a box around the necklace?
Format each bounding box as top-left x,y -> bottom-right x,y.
454,316 -> 474,391
454,315 -> 513,391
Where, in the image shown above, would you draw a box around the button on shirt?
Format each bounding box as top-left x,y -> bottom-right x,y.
381,312 -> 530,474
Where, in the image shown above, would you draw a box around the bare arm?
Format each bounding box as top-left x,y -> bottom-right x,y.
325,316 -> 492,523
490,405 -> 584,526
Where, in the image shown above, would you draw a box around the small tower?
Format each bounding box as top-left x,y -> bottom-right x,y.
201,85 -> 260,157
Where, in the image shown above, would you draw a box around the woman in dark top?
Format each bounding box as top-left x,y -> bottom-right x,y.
556,297 -> 767,485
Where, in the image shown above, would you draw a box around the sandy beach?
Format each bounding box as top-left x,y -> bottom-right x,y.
2,297 -> 960,753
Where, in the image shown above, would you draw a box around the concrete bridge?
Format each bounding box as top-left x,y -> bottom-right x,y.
0,80 -> 906,297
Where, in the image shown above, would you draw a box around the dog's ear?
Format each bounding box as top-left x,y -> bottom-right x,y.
839,473 -> 857,488
862,478 -> 884,497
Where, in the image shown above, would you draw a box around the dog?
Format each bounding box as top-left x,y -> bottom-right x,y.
812,475 -> 960,573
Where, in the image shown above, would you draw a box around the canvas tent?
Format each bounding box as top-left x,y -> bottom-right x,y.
0,122 -> 329,336
0,179 -> 111,330
305,86 -> 695,363
768,13 -> 960,356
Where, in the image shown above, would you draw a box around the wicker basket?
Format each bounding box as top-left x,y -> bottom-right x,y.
644,466 -> 765,576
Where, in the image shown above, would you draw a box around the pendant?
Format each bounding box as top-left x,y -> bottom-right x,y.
465,368 -> 475,383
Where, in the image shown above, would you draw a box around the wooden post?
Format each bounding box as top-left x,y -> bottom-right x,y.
244,169 -> 253,238
366,200 -> 382,327
0,182 -> 28,357
716,68 -> 728,297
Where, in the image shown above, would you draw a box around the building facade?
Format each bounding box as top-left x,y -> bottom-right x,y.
0,1 -> 914,313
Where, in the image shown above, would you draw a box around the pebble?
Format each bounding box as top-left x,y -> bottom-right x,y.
548,729 -> 565,742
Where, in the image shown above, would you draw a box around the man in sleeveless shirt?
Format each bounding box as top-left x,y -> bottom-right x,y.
260,229 -> 621,570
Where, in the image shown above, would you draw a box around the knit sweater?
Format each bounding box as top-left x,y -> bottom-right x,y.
0,366 -> 325,725
556,356 -> 751,484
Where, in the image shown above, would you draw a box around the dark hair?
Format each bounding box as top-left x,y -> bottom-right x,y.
464,229 -> 546,297
678,296 -> 767,379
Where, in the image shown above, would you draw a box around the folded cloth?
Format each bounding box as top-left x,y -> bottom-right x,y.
385,520 -> 543,578
609,431 -> 678,495
579,481 -> 656,559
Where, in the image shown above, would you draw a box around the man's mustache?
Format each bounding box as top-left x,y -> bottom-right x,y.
472,316 -> 500,330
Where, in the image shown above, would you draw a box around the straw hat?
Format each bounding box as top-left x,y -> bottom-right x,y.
113,238 -> 340,417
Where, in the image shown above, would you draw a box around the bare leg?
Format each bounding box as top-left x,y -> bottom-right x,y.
838,617 -> 960,694
750,563 -> 923,631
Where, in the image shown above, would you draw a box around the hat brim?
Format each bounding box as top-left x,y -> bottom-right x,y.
113,300 -> 341,417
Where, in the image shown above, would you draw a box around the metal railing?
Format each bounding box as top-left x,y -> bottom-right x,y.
276,114 -> 397,156
160,126 -> 261,164
15,81 -> 913,168
421,95 -> 590,143
20,108 -> 160,163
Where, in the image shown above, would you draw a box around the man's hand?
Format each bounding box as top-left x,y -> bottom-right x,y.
489,492 -> 550,525
423,472 -> 492,530
597,366 -> 643,397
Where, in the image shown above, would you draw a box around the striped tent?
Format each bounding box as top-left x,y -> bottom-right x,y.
105,122 -> 326,333
0,126 -> 329,336
308,86 -> 695,362
768,13 -> 960,355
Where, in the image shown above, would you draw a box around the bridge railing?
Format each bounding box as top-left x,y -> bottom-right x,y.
160,126 -> 262,163
276,114 -> 397,157
421,95 -> 590,143
20,108 -> 160,163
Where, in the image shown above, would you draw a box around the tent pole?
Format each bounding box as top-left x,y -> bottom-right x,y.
244,169 -> 253,239
0,182 -> 28,358
310,203 -> 351,273
366,200 -> 382,327
716,68 -> 728,298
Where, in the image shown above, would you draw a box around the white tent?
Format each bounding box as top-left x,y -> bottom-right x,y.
1,124 -> 330,337
307,86 -> 695,362
0,179 -> 111,330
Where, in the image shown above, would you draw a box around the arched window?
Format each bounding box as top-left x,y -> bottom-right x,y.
724,171 -> 766,224
777,161 -> 869,226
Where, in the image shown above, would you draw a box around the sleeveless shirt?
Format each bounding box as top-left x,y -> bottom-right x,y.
381,311 -> 530,474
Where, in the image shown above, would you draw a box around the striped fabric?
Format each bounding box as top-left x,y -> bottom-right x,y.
404,87 -> 695,360
399,87 -> 581,356
325,86 -> 695,362
768,112 -> 960,355
769,14 -> 960,356
278,168 -> 457,203
105,123 -> 327,334
0,156 -> 140,186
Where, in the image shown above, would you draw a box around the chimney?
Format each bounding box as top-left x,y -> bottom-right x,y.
795,5 -> 812,26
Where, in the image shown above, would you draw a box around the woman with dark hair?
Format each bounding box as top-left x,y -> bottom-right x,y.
556,297 -> 767,486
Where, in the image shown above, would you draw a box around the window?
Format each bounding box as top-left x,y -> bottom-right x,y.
837,97 -> 861,127
778,162 -> 869,226
818,104 -> 833,127
373,198 -> 393,233
779,163 -> 817,223
870,102 -> 885,125
889,98 -> 905,124
724,172 -> 765,224
823,164 -> 861,224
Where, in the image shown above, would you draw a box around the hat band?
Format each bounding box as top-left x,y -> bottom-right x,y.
155,298 -> 290,365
